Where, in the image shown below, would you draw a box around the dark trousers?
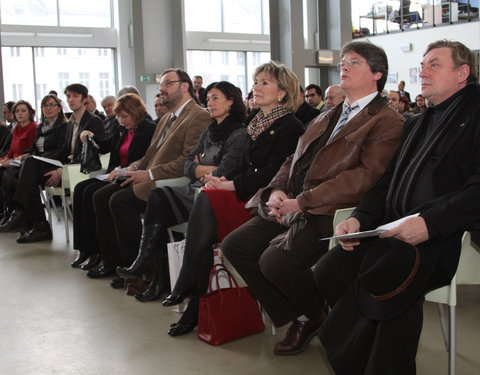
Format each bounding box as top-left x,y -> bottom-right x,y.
314,244 -> 422,375
1,166 -> 20,211
93,183 -> 146,269
222,214 -> 333,327
72,178 -> 108,255
14,157 -> 57,222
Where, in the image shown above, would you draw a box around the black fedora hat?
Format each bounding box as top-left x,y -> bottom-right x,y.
355,237 -> 439,321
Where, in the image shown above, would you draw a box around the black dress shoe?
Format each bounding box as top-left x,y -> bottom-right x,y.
0,210 -> 24,232
16,221 -> 52,243
71,252 -> 90,268
80,254 -> 102,270
167,322 -> 196,337
86,266 -> 116,279
110,276 -> 125,289
116,265 -> 142,279
162,293 -> 189,307
135,281 -> 169,302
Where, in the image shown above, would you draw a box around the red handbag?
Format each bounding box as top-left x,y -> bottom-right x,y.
197,264 -> 265,345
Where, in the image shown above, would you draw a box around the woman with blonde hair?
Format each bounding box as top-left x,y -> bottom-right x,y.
158,61 -> 304,336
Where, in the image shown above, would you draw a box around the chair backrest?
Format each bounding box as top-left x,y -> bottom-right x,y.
155,176 -> 190,188
100,153 -> 110,169
425,231 -> 480,306
329,207 -> 355,250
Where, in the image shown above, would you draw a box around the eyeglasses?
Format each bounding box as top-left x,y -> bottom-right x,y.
336,59 -> 365,71
43,103 -> 59,108
158,80 -> 183,89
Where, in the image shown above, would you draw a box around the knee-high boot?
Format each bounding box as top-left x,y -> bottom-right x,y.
116,224 -> 161,279
135,250 -> 170,302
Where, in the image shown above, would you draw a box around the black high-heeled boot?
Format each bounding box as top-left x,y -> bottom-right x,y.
116,224 -> 161,279
135,252 -> 170,302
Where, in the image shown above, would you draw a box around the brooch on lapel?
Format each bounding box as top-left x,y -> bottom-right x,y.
459,123 -> 465,127
269,130 -> 275,135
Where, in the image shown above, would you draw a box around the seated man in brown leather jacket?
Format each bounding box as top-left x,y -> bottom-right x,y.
222,41 -> 405,356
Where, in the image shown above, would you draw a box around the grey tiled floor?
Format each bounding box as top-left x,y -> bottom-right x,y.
0,219 -> 478,374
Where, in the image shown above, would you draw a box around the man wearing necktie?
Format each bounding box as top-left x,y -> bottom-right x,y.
315,40 -> 480,375
223,41 -> 405,356
88,69 -> 210,279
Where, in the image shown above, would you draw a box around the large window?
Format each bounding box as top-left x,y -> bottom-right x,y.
351,0 -> 479,37
185,0 -> 270,34
0,0 -> 112,27
1,47 -> 116,115
186,50 -> 270,98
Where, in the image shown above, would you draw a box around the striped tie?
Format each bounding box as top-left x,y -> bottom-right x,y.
329,104 -> 359,140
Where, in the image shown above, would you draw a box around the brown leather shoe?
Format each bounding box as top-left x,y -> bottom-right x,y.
16,221 -> 52,243
274,305 -> 329,356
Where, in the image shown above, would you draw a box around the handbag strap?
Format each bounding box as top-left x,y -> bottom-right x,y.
208,263 -> 240,293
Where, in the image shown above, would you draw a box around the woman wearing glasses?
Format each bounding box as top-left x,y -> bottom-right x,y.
70,93 -> 156,270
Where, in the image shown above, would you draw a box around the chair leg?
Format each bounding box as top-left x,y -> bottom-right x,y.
61,194 -> 69,243
40,188 -> 53,232
437,303 -> 449,350
437,303 -> 457,375
448,305 -> 456,375
260,306 -> 276,336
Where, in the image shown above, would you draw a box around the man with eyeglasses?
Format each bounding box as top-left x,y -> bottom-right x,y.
87,69 -> 210,280
5,83 -> 105,243
222,40 -> 404,357
315,40 -> 480,374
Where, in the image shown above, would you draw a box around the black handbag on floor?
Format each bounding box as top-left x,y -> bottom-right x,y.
80,136 -> 102,173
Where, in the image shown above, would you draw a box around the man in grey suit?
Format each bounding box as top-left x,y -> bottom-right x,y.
87,69 -> 210,280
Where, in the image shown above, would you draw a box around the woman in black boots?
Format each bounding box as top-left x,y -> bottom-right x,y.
116,81 -> 248,300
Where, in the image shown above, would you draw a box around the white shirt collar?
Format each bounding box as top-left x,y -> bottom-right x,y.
172,98 -> 192,119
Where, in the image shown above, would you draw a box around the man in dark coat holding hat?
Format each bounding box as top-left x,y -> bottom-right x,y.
314,40 -> 480,374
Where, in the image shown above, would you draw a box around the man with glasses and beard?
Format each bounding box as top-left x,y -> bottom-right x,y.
87,69 -> 210,279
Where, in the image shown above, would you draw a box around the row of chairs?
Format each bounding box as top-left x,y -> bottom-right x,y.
42,168 -> 478,373
330,208 -> 480,375
41,153 -> 190,244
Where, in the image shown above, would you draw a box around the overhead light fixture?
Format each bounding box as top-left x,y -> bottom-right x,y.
1,32 -> 36,37
206,38 -> 250,43
1,31 -> 93,38
36,33 -> 94,38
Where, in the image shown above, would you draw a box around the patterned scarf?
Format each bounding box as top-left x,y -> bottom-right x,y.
247,105 -> 290,140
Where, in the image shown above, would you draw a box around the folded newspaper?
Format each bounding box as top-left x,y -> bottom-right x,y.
320,213 -> 420,241
32,155 -> 63,168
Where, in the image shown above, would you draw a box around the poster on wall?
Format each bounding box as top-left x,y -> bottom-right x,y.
387,72 -> 398,84
409,68 -> 418,84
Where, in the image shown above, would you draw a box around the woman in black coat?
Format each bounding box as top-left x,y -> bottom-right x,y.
159,62 -> 304,337
1,94 -> 68,223
71,94 -> 155,270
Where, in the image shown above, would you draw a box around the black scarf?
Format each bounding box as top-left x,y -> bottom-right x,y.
386,85 -> 474,218
209,115 -> 244,143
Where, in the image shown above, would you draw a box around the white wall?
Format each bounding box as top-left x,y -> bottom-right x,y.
361,22 -> 480,98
